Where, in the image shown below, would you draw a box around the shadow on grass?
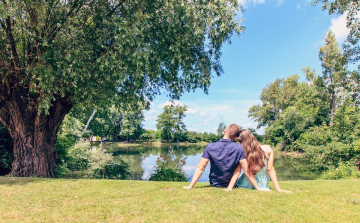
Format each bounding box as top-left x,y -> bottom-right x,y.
0,176 -> 48,186
194,185 -> 212,188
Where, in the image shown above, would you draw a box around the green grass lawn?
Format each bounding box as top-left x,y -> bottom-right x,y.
1,177 -> 359,222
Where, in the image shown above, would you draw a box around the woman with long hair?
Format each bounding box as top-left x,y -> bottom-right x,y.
233,129 -> 291,192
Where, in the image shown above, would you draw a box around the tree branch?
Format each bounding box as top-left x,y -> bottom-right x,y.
4,17 -> 20,71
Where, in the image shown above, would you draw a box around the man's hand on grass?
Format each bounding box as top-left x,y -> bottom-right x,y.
183,186 -> 193,189
223,187 -> 232,192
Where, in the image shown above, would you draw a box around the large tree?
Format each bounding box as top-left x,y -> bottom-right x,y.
216,122 -> 226,137
304,31 -> 348,126
156,104 -> 187,142
0,0 -> 243,177
248,75 -> 299,128
313,0 -> 359,63
313,0 -> 360,104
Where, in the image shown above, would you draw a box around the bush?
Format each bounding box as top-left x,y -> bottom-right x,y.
300,141 -> 358,172
296,125 -> 333,147
264,124 -> 284,146
93,160 -> 132,180
54,134 -> 77,167
319,161 -> 360,180
55,141 -> 114,178
148,156 -> 188,182
66,141 -> 92,171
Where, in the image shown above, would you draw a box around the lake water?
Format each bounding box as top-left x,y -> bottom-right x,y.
93,142 -> 318,182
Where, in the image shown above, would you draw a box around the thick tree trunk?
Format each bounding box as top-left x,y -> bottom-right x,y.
0,89 -> 72,177
11,128 -> 57,177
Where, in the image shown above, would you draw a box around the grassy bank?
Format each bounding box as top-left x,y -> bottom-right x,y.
96,141 -> 208,148
1,177 -> 359,222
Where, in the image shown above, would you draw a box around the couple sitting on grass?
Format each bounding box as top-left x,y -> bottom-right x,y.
183,124 -> 291,193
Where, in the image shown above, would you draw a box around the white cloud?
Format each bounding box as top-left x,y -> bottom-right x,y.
186,108 -> 198,114
314,39 -> 325,48
329,13 -> 349,43
241,122 -> 254,128
199,111 -> 206,116
238,0 -> 246,6
252,0 -> 265,5
296,4 -> 301,9
158,100 -> 182,108
204,112 -> 218,123
277,0 -> 284,6
182,165 -> 197,171
144,115 -> 153,121
146,109 -> 156,114
238,0 -> 265,7
217,105 -> 233,110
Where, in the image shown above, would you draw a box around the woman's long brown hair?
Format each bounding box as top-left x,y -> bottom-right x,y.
237,129 -> 267,175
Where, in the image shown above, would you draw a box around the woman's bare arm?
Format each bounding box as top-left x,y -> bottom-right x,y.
240,159 -> 270,191
224,163 -> 241,191
263,145 -> 291,193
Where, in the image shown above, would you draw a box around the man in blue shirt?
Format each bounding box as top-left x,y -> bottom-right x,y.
183,124 -> 263,191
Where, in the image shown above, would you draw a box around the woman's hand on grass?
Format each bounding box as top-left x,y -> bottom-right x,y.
223,187 -> 232,192
277,189 -> 292,193
183,186 -> 193,189
258,188 -> 271,192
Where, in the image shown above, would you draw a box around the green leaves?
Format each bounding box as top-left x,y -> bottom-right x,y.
1,0 -> 243,113
313,0 -> 360,63
156,104 -> 188,142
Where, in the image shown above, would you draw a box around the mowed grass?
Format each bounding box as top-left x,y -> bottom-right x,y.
1,177 -> 359,222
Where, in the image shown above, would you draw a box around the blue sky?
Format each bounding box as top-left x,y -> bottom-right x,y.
143,0 -> 351,134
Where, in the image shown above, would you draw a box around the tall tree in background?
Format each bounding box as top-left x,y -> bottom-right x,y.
248,75 -> 299,128
217,122 -> 226,137
313,0 -> 360,105
156,104 -> 187,142
305,31 -> 348,126
119,108 -> 145,142
0,0 -> 243,177
313,0 -> 360,63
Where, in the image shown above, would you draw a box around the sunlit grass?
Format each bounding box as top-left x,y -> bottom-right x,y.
1,177 -> 359,222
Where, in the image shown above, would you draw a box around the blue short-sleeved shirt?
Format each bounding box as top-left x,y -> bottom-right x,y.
202,139 -> 246,188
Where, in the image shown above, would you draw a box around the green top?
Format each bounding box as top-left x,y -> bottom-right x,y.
236,146 -> 270,189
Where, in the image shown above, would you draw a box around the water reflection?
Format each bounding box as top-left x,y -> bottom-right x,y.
93,143 -> 318,182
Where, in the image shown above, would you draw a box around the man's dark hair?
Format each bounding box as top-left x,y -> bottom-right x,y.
227,124 -> 241,140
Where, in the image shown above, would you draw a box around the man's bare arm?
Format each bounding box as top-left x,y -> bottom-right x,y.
183,157 -> 209,189
224,162 -> 241,191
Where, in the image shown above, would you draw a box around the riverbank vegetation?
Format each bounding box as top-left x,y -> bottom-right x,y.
249,31 -> 360,178
1,177 -> 359,222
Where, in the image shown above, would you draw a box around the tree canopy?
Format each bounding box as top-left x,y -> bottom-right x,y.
0,0 -> 244,177
156,104 -> 187,142
0,0 -> 244,111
